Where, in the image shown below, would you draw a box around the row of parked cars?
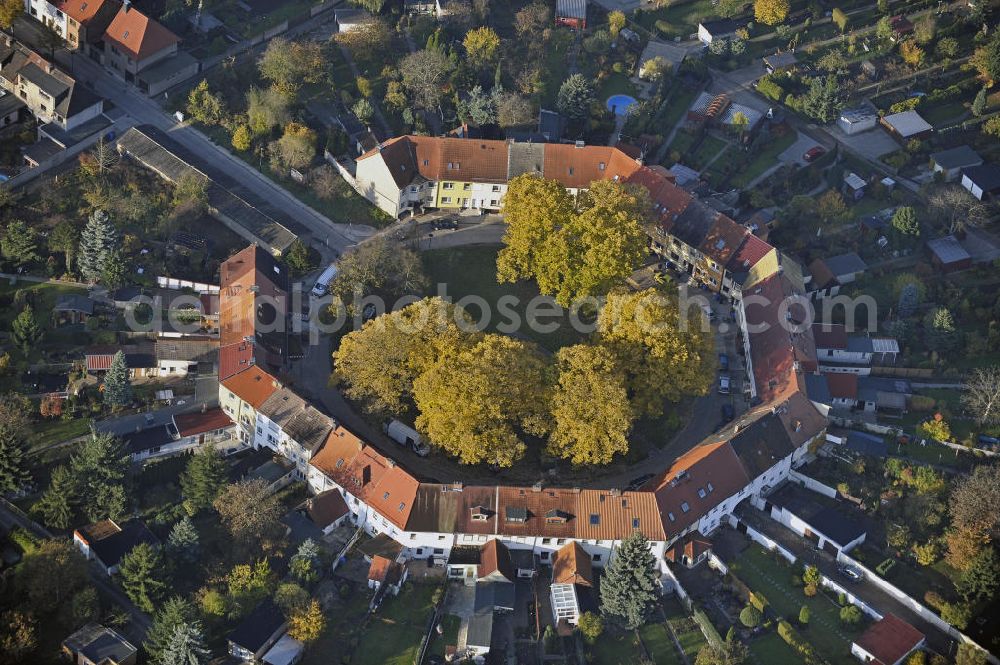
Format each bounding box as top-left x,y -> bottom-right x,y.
719,353 -> 734,424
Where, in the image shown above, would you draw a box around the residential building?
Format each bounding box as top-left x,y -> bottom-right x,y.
0,36 -> 105,130
260,635 -> 304,665
227,600 -> 287,664
84,344 -> 157,378
59,0 -> 122,56
101,5 -> 179,83
121,424 -> 179,461
765,482 -> 867,555
930,145 -> 982,182
23,0 -> 66,35
73,519 -> 159,575
960,164 -> 1000,201
304,488 -> 351,534
255,386 -> 334,479
806,373 -> 911,414
220,365 -> 280,446
62,623 -> 137,665
851,614 -> 925,665
664,532 -> 713,568
173,408 -> 238,452
763,52 -> 797,73
404,0 -> 436,14
550,541 -> 596,627
155,336 -> 218,376
639,40 -> 691,76
812,323 -> 899,373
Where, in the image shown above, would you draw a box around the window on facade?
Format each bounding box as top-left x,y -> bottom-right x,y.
433,547 -> 444,554
492,185 -> 501,192
632,518 -> 640,529
463,183 -> 471,190
441,197 -> 451,203
438,535 -> 446,540
489,199 -> 498,206
409,533 -> 416,539
443,182 -> 453,190
589,514 -> 600,525
541,538 -> 551,544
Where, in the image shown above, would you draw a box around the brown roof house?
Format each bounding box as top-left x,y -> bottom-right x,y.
101,5 -> 198,96
73,519 -> 159,575
851,614 -> 925,665
550,541 -> 597,628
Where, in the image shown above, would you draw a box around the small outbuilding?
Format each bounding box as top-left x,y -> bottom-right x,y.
961,164 -> 1000,201
930,145 -> 983,182
335,7 -> 370,32
926,235 -> 972,273
838,104 -> 879,135
555,0 -> 587,29
880,110 -> 933,142
762,51 -> 797,73
73,519 -> 159,575
53,294 -> 95,325
851,614 -> 925,665
62,623 -> 137,665
843,172 -> 867,200
697,18 -> 741,45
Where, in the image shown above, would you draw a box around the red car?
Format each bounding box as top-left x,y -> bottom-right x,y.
803,146 -> 826,162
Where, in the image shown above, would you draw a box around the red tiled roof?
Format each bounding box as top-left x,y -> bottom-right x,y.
368,555 -> 404,584
651,442 -> 750,539
825,373 -> 859,400
59,0 -> 114,23
552,541 -> 593,586
576,489 -> 665,541
664,531 -> 712,563
103,6 -> 178,61
479,539 -> 515,582
811,323 -> 848,350
699,216 -> 748,266
854,614 -> 924,665
220,365 -> 278,408
728,233 -> 773,274
85,353 -> 114,371
174,408 -> 233,437
496,486 -> 578,538
808,258 -> 837,290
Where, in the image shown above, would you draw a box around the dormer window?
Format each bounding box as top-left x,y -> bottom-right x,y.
598,162 -> 606,171
470,505 -> 489,521
545,509 -> 569,524
697,488 -> 706,499
505,506 -> 527,523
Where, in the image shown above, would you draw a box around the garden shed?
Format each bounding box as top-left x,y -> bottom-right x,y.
926,235 -> 972,273
555,0 -> 587,29
929,145 -> 982,182
880,110 -> 933,142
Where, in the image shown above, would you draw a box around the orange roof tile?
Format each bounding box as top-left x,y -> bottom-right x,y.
496,486 -> 578,538
699,216 -> 748,266
103,6 -> 178,61
576,490 -> 665,541
854,614 -> 924,665
174,408 -> 233,437
59,0 -> 114,23
552,541 -> 593,586
220,365 -> 279,409
479,539 -> 515,582
368,555 -> 404,584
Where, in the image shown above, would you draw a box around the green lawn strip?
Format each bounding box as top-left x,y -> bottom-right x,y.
731,546 -> 860,665
667,616 -> 707,657
28,417 -> 91,452
749,631 -> 806,664
729,131 -> 798,188
429,614 -> 460,658
689,135 -> 729,171
639,623 -> 683,665
300,592 -> 370,665
590,630 -> 646,665
657,88 -> 700,139
600,72 -> 639,101
635,0 -> 716,39
421,245 -> 586,352
541,31 -> 573,109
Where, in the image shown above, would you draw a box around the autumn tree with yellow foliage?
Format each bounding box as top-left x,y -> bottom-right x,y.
754,0 -> 789,25
333,298 -> 476,414
597,290 -> 713,417
497,175 -> 651,307
463,26 -> 501,70
287,599 -> 325,642
413,334 -> 552,466
548,345 -> 633,465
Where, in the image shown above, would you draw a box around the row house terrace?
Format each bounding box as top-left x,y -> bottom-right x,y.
355,135 -> 782,298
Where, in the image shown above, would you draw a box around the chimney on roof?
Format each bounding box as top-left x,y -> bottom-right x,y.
572,487 -> 580,494
574,140 -> 585,148
362,465 -> 371,485
610,488 -> 621,497
531,482 -> 543,493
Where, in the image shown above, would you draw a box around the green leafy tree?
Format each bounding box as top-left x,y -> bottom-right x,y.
801,75 -> 842,123
695,639 -> 749,665
936,37 -> 958,59
891,206 -> 920,236
15,539 -> 88,615
839,604 -> 862,626
290,538 -> 321,584
799,605 -> 810,625
227,559 -> 277,615
463,26 -> 501,70
120,542 -> 168,612
103,351 -> 133,408
69,433 -> 129,522
0,611 -> 36,662
557,73 -> 596,122
941,602 -> 973,630
246,86 -> 291,137
11,305 -> 41,353
925,308 -> 958,354
971,88 -> 988,118
101,249 -> 128,290
876,16 -> 893,42
68,587 -> 100,626
0,394 -> 31,495
328,236 -> 428,318
49,221 -> 79,274
287,599 -> 325,642
232,124 -> 252,152
957,548 -> 1000,602
599,531 -> 659,629
167,516 -> 200,563
77,210 -> 116,283
180,446 -> 227,515
399,48 -> 451,115
274,583 -> 310,614
161,621 -> 210,665
34,464 -> 76,529
213,479 -> 285,551
283,239 -> 317,275
186,80 -> 226,126
145,597 -> 197,663
2,220 -> 39,268
970,33 -> 1000,86
577,611 -> 603,644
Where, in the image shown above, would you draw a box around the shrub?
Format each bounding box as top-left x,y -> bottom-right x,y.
756,76 -> 785,101
940,602 -> 971,629
777,620 -> 824,664
840,605 -> 863,626
875,559 -> 897,577
749,591 -> 769,613
910,395 -> 936,411
799,605 -> 810,625
740,605 -> 763,628
791,574 -> 803,587
832,8 -> 849,31
8,527 -> 39,555
654,20 -> 674,35
804,584 -> 818,597
838,592 -> 847,606
924,591 -> 945,611
907,651 -> 927,665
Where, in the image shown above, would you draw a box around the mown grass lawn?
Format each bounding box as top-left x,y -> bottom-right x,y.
639,622 -> 683,665
421,245 -> 587,353
353,583 -> 439,665
749,631 -> 806,664
667,616 -> 707,658
729,131 -> 799,188
28,417 -> 91,452
590,629 -> 646,665
429,614 -> 460,658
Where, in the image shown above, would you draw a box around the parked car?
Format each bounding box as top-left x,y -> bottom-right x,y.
627,473 -> 655,491
803,146 -> 826,162
719,353 -> 729,372
432,219 -> 459,231
977,434 -> 1000,446
721,403 -> 734,423
839,566 -> 864,582
718,375 -> 731,395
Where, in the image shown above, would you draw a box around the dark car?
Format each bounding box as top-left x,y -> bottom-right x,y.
839,566 -> 864,582
721,403 -> 734,423
432,219 -> 459,231
803,146 -> 826,162
627,473 -> 655,491
719,353 -> 730,372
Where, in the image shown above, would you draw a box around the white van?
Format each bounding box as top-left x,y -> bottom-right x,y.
385,419 -> 430,456
311,262 -> 339,297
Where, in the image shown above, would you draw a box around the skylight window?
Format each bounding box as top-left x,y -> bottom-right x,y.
382,492 -> 390,500
589,514 -> 600,525
697,488 -> 707,499
667,512 -> 676,522
707,482 -> 715,493
632,518 -> 640,529
681,502 -> 690,513
123,30 -> 129,39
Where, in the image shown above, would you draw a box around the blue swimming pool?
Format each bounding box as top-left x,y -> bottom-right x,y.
606,94 -> 639,116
